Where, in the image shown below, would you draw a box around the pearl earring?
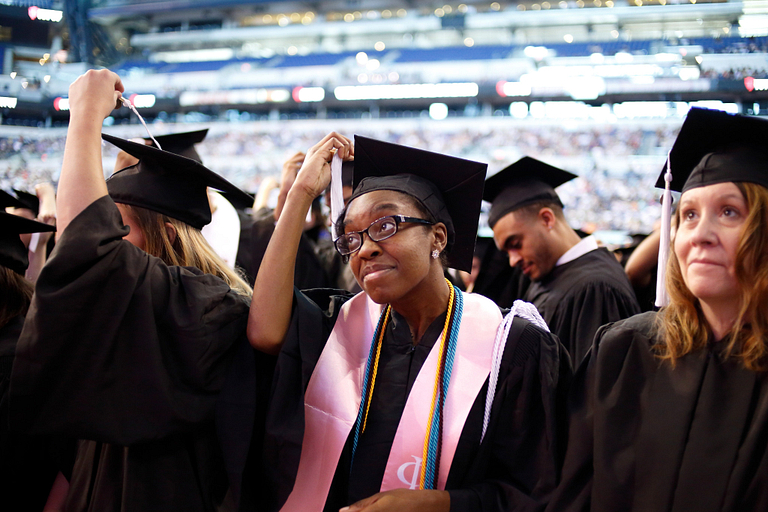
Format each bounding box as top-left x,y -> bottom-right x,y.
432,249 -> 440,259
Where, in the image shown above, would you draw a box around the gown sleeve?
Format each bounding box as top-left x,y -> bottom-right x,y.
10,196 -> 250,445
550,281 -> 640,368
261,287 -> 353,510
447,319 -> 573,512
544,315 -> 647,512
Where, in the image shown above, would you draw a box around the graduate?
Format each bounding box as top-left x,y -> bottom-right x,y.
0,211 -> 71,511
246,153 -> 351,289
2,185 -> 56,282
111,128 -> 250,271
245,134 -> 571,511
483,157 -> 640,366
547,107 -> 768,512
9,69 -> 264,511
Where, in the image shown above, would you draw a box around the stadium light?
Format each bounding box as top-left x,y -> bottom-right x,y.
0,97 -> 18,109
429,103 -> 449,120
27,6 -> 63,22
179,89 -> 290,106
496,81 -> 532,97
292,86 -> 325,102
129,94 -> 157,108
53,97 -> 69,111
334,83 -> 479,101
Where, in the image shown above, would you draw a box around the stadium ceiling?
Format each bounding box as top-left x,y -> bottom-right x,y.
125,3 -> 745,50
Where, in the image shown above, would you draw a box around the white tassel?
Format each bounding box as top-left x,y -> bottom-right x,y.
330,152 -> 344,239
481,300 -> 549,443
117,96 -> 162,151
655,152 -> 673,308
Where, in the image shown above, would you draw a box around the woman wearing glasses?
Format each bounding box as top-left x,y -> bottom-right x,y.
245,134 -> 571,512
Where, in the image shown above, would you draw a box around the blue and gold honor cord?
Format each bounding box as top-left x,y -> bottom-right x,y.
351,279 -> 463,490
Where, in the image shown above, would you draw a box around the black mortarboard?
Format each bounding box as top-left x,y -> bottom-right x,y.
1,190 -> 27,210
217,189 -> 256,211
654,107 -> 768,193
342,161 -> 354,187
12,189 -> 40,215
103,134 -> 253,230
348,135 -> 487,272
145,129 -> 208,163
0,211 -> 55,274
483,157 -> 577,228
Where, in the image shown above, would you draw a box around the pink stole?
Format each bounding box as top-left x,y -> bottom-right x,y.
280,291 -> 502,512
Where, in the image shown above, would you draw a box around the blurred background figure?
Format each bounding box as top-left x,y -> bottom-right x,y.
2,185 -> 56,282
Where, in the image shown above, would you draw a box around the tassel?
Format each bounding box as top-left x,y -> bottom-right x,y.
330,152 -> 344,239
655,152 -> 673,308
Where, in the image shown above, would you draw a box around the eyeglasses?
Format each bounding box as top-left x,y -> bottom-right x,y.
334,214 -> 434,257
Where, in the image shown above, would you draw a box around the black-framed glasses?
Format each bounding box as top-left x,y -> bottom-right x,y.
334,214 -> 434,257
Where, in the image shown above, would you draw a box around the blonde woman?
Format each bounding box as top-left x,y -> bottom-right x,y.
547,107 -> 768,512
10,69 -> 262,511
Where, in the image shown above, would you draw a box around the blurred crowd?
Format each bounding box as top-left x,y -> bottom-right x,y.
0,119 -> 678,234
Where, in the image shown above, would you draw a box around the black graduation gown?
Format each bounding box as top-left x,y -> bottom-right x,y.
1,314 -> 74,511
547,312 -> 768,512
255,288 -> 572,512
524,248 -> 640,368
247,212 -> 337,289
9,196 -> 252,512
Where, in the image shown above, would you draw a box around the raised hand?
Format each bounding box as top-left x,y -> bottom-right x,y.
67,69 -> 124,124
341,489 -> 449,512
291,132 -> 353,203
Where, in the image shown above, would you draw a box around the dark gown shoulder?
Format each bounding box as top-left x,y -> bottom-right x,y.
526,249 -> 641,367
10,196 -> 252,512
1,315 -> 75,512
548,310 -> 768,512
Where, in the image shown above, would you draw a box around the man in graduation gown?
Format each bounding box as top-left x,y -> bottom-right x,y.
484,158 -> 640,366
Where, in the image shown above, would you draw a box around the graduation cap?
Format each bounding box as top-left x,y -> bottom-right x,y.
1,190 -> 28,211
653,107 -> 768,307
341,161 -> 354,187
0,211 -> 55,274
655,107 -> 768,193
144,129 -> 209,163
483,157 -> 577,228
11,189 -> 40,216
103,134 -> 254,230
347,135 -> 488,272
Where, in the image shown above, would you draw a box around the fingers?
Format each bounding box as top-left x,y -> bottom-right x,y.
69,69 -> 125,121
340,493 -> 381,512
308,132 -> 353,163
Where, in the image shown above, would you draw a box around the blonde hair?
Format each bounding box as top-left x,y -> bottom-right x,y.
657,182 -> 768,371
0,266 -> 34,329
122,204 -> 252,298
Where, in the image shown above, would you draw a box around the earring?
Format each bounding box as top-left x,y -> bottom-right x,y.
432,249 -> 440,259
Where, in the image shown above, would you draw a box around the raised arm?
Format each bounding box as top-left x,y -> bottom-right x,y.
624,229 -> 660,288
247,133 -> 352,354
24,182 -> 57,282
56,69 -> 124,236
